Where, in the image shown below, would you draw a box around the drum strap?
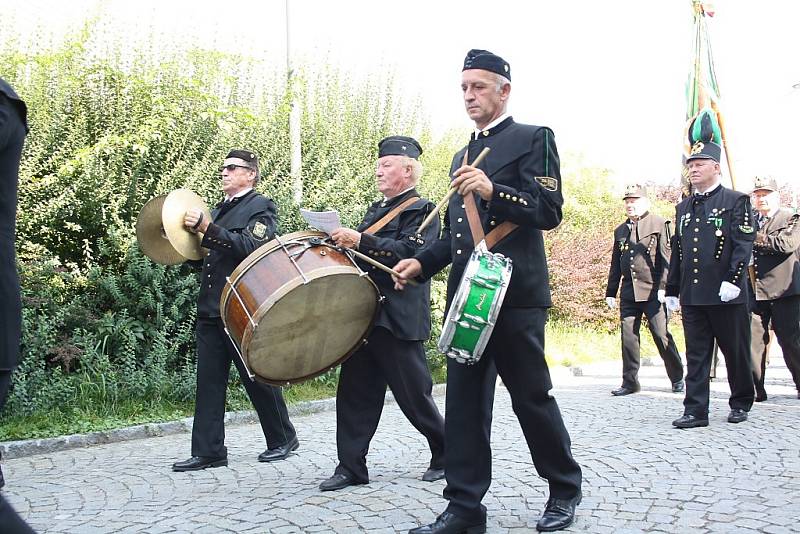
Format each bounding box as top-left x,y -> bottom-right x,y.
461,150 -> 518,251
364,197 -> 420,235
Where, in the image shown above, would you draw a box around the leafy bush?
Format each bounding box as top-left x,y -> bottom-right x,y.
1,22 -> 459,427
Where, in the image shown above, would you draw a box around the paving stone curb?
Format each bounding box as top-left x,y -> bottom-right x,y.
0,384 -> 447,460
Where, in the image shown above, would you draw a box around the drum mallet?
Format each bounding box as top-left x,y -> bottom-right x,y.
416,146 -> 491,235
346,247 -> 419,287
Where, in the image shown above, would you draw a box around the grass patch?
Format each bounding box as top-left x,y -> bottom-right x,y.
546,316 -> 686,368
0,379 -> 340,442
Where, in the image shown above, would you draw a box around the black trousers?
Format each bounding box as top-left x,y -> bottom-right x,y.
751,295 -> 800,392
334,326 -> 445,483
0,496 -> 35,534
681,304 -> 754,418
442,307 -> 582,523
619,298 -> 684,388
191,317 -> 295,458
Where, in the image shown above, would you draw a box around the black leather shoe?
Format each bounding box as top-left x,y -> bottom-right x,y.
727,408 -> 748,423
672,414 -> 709,428
536,492 -> 581,532
422,467 -> 445,482
672,380 -> 685,393
611,386 -> 639,396
755,390 -> 767,402
319,472 -> 366,491
258,436 -> 299,462
409,512 -> 486,534
172,456 -> 228,472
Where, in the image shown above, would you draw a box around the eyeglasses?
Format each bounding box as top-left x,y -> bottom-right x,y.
218,164 -> 252,173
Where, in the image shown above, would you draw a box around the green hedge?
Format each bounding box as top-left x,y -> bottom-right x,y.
2,26 -> 458,423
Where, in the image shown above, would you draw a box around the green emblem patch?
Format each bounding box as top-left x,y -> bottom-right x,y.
252,221 -> 268,239
739,225 -> 754,234
534,176 -> 558,192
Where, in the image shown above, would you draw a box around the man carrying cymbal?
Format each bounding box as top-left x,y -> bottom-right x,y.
171,149 -> 298,472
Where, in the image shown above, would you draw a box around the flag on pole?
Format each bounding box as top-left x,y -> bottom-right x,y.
682,1 -> 737,195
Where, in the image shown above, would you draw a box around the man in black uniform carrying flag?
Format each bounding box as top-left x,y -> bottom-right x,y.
394,50 -> 582,534
665,140 -> 756,428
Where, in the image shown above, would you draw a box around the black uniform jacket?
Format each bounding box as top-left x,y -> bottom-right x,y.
752,208 -> 800,301
356,188 -> 439,341
0,79 -> 28,131
666,185 -> 755,305
415,117 -> 563,308
605,212 -> 671,302
0,78 -> 27,370
196,190 -> 277,318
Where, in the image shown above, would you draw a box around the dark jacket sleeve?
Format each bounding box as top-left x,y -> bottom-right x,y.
725,195 -> 756,285
415,206 -> 454,281
358,202 -> 439,266
666,206 -> 682,297
657,220 -> 672,290
605,233 -> 622,298
486,127 -> 563,230
201,198 -> 277,261
754,213 -> 800,255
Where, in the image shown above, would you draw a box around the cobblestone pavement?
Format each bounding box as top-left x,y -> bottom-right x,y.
2,351 -> 799,533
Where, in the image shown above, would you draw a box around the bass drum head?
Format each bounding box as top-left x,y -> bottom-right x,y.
247,271 -> 378,384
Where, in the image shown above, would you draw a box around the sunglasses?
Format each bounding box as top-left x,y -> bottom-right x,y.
218,164 -> 253,173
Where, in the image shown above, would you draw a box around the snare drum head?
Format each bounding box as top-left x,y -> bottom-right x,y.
246,271 -> 378,384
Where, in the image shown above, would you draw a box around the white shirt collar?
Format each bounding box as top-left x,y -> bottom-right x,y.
696,181 -> 721,195
383,186 -> 415,204
474,113 -> 510,137
225,187 -> 253,202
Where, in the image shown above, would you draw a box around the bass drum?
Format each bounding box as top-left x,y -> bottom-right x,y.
220,230 -> 380,385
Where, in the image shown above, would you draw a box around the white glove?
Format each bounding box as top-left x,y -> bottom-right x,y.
665,296 -> 681,312
605,297 -> 616,309
719,281 -> 741,302
657,289 -> 666,303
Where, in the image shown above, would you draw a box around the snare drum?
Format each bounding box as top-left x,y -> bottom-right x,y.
220,231 -> 380,385
438,245 -> 512,364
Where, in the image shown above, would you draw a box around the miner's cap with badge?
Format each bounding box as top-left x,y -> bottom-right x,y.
686,140 -> 722,163
462,49 -> 511,80
686,108 -> 722,163
622,184 -> 647,199
378,135 -> 423,159
751,175 -> 778,193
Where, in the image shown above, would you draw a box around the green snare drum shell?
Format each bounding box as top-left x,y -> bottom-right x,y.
438,249 -> 512,364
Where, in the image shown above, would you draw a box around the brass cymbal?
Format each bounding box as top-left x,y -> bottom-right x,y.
135,189 -> 212,264
162,189 -> 212,261
136,194 -> 185,265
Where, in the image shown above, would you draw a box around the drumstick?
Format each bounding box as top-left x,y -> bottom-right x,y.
346,248 -> 419,287
417,146 -> 491,234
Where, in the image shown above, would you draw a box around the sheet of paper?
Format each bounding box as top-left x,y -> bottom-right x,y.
300,209 -> 341,234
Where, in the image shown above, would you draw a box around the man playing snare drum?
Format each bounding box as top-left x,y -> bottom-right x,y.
172,149 -> 298,472
320,136 -> 446,491
393,50 -> 582,533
